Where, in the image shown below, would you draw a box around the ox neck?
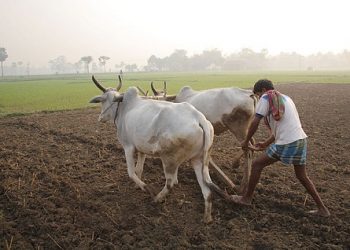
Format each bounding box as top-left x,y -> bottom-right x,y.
100,102 -> 121,126
112,102 -> 121,126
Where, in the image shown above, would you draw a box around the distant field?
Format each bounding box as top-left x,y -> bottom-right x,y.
1,71 -> 350,115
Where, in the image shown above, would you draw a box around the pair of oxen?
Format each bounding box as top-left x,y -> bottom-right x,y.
89,75 -> 257,223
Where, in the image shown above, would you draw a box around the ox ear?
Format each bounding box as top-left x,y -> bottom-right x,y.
89,95 -> 106,103
113,94 -> 124,102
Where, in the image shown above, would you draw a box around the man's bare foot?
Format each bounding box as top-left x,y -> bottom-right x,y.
230,195 -> 252,206
307,208 -> 330,217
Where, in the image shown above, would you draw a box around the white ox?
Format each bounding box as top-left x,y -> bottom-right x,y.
150,82 -> 257,193
89,76 -> 228,223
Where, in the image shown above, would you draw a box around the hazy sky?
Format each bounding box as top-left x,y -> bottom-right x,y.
1,0 -> 350,68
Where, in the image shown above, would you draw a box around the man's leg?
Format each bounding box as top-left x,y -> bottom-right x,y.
294,165 -> 330,217
231,153 -> 277,205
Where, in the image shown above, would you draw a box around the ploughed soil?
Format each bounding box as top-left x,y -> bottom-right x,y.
1,83 -> 349,249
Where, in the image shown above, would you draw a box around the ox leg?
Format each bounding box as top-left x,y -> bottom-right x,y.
173,167 -> 179,185
192,158 -> 213,224
154,160 -> 179,202
124,147 -> 147,191
135,152 -> 146,179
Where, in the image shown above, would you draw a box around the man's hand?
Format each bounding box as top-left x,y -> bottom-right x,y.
241,140 -> 266,151
240,116 -> 261,151
254,142 -> 267,150
249,144 -> 264,151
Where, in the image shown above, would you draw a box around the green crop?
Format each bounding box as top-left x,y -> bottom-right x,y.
1,71 -> 349,116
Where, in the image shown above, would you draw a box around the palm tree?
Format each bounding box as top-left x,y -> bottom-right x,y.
0,48 -> 9,77
98,56 -> 110,72
80,56 -> 93,74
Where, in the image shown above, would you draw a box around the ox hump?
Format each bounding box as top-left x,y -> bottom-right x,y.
179,86 -> 193,94
177,86 -> 196,101
123,87 -> 139,101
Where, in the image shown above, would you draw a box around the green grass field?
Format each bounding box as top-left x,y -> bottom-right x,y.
1,71 -> 350,116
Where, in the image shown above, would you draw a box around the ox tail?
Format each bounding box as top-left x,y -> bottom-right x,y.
199,117 -> 232,201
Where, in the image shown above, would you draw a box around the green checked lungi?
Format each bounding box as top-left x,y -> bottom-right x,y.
266,138 -> 307,166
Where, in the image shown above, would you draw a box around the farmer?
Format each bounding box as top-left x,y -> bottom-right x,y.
231,79 -> 330,217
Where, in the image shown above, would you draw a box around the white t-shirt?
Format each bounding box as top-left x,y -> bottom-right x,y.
256,93 -> 307,145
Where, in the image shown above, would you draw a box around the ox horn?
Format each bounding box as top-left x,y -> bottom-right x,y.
116,75 -> 123,91
150,81 -> 159,96
92,75 -> 106,93
137,86 -> 148,96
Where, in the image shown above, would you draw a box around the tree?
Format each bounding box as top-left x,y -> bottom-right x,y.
0,48 -> 8,77
189,49 -> 224,71
74,61 -> 83,74
91,62 -> 98,73
147,55 -> 162,71
115,61 -> 126,72
80,56 -> 93,73
98,56 -> 110,72
167,49 -> 188,71
49,56 -> 68,74
125,64 -> 138,72
224,48 -> 268,70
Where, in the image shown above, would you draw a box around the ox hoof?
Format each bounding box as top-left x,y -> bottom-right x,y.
154,196 -> 165,203
230,195 -> 251,206
203,215 -> 213,224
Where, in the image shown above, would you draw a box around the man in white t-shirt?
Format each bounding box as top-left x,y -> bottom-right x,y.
231,79 -> 330,217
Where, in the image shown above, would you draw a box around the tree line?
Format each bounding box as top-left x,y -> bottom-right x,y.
1,47 -> 350,77
145,48 -> 350,72
47,56 -> 139,75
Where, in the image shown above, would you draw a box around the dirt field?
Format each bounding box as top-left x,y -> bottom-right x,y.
1,83 -> 349,249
